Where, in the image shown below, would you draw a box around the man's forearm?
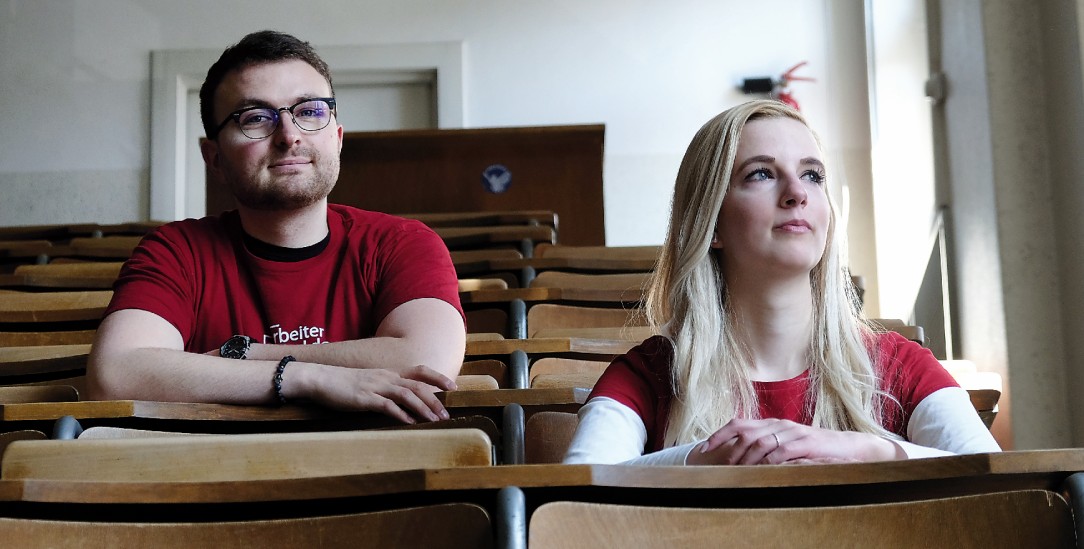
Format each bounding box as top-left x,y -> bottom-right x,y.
244,336 -> 464,379
88,346 -> 283,404
238,298 -> 467,379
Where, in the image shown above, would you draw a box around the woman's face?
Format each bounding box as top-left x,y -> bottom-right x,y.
713,116 -> 831,279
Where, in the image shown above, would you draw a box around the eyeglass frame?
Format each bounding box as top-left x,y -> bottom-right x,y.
210,97 -> 337,140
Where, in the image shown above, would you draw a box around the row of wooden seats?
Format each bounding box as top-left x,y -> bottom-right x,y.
0,234 -> 997,436
0,212 -> 555,244
0,432 -> 1080,547
0,213 -> 563,275
0,245 -> 655,293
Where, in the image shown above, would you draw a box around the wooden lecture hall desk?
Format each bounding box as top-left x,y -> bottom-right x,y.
460,286 -> 642,308
0,450 -> 1080,547
0,388 -> 586,442
464,336 -> 635,359
465,336 -> 637,388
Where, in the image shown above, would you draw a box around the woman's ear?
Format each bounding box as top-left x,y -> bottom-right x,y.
710,227 -> 723,249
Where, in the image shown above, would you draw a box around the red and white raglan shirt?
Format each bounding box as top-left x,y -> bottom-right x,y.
106,204 -> 463,352
564,333 -> 1001,465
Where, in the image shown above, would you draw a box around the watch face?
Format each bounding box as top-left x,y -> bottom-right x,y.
221,335 -> 252,359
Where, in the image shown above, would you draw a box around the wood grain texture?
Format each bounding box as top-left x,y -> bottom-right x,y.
437,388 -> 588,408
306,126 -> 605,246
529,271 -> 650,292
534,244 -> 660,261
0,330 -> 96,346
2,428 -> 493,481
403,210 -> 557,228
434,225 -> 556,248
0,503 -> 494,549
13,262 -> 122,289
526,304 -> 647,338
0,430 -> 46,461
454,374 -> 500,391
528,491 -> 1074,548
0,291 -> 112,322
461,359 -> 508,388
66,236 -> 142,258
487,256 -> 658,274
0,344 -> 91,376
0,385 -> 78,404
525,411 -> 579,464
1,450 -> 1082,505
465,337 -> 635,357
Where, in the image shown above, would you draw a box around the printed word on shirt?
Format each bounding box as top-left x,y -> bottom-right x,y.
265,324 -> 328,345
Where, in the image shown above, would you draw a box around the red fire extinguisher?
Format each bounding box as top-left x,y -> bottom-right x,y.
740,61 -> 815,111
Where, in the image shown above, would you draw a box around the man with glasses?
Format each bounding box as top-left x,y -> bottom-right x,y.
87,31 -> 465,424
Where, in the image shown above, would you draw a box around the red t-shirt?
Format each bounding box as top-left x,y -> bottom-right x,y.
106,204 -> 463,353
589,332 -> 959,452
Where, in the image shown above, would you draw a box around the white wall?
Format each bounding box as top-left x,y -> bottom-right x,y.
0,0 -> 842,248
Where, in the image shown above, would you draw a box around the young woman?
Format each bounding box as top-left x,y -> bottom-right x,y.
564,100 -> 1000,465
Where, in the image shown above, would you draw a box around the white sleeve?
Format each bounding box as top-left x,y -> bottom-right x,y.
563,397 -> 700,466
898,387 -> 1002,458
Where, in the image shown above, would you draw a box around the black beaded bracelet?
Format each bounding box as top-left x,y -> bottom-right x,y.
273,355 -> 295,405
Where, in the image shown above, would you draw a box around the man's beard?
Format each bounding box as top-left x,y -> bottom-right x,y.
228,148 -> 339,211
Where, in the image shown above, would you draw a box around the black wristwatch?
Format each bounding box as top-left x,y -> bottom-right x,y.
220,335 -> 255,359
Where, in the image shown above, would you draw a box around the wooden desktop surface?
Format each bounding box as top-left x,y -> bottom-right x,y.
1,450 -> 1080,505
0,388 -> 587,423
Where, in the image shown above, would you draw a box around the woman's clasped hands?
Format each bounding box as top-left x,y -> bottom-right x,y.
685,418 -> 905,465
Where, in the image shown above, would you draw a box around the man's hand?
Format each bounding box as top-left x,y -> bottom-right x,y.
284,362 -> 457,424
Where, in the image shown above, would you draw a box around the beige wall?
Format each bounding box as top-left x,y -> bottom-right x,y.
1042,0 -> 1084,448
936,0 -> 1083,449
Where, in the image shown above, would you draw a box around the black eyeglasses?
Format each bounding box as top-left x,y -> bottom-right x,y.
211,97 -> 337,140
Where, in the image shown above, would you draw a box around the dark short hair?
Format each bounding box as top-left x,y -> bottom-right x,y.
199,30 -> 334,139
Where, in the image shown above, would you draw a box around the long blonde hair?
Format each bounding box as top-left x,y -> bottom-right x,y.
646,100 -> 896,446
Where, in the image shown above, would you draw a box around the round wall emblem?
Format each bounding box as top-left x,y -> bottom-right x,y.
481,164 -> 512,194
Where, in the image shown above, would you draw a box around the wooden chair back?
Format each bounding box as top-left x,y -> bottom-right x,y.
458,278 -> 509,292
528,491 -> 1075,548
435,225 -> 555,251
11,261 -> 122,289
0,240 -> 54,261
534,244 -> 659,262
1,428 -> 493,482
0,430 -> 46,460
404,209 -> 557,229
455,374 -> 500,391
65,235 -> 142,259
77,426 -> 199,440
526,304 -> 647,338
524,411 -> 579,464
0,291 -> 109,347
529,271 -> 649,292
0,385 -> 78,404
0,504 -> 494,549
0,290 -> 111,323
466,307 -> 509,336
872,318 -> 925,346
0,344 -> 90,382
0,330 -> 96,346
529,358 -> 609,389
461,359 -> 509,388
